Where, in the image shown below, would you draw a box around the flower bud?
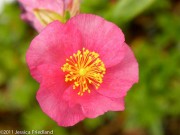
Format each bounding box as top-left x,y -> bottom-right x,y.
18,0 -> 81,32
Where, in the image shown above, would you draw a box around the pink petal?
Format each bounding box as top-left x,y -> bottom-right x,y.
18,0 -> 64,13
63,87 -> 124,118
36,64 -> 84,126
26,21 -> 82,82
81,93 -> 125,118
37,64 -> 68,94
67,14 -> 125,68
37,85 -> 85,127
21,13 -> 42,32
36,64 -> 85,126
97,43 -> 139,98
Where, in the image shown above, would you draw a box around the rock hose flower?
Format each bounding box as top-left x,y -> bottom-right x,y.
18,0 -> 80,32
26,14 -> 139,127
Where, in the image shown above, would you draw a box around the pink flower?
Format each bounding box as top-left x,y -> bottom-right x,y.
18,0 -> 80,32
26,14 -> 138,127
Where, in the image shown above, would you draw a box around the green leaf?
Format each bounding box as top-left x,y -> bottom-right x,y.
107,0 -> 156,25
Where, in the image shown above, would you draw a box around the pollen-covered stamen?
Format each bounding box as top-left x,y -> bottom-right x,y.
61,48 -> 106,96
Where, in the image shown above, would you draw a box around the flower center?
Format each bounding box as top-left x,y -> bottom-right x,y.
61,48 -> 106,96
79,68 -> 87,76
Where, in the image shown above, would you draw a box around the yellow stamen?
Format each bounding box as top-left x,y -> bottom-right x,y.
61,48 -> 106,96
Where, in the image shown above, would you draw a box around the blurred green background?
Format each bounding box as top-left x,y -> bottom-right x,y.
0,0 -> 180,135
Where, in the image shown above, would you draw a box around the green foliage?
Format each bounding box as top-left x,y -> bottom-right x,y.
0,0 -> 179,135
0,3 -> 38,110
81,0 -> 156,26
107,0 -> 156,25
